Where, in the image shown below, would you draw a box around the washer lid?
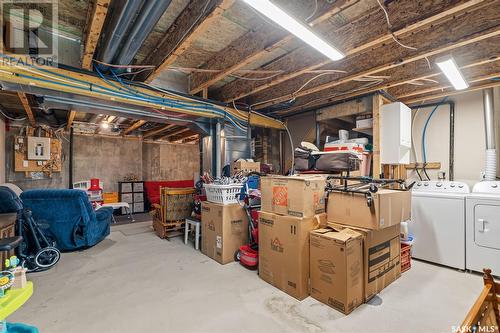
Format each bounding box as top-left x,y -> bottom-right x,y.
472,181 -> 500,194
412,181 -> 470,194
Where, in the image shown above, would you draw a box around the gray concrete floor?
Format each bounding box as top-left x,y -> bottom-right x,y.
11,221 -> 483,333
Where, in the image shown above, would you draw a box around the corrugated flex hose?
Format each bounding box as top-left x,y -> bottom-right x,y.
485,149 -> 497,181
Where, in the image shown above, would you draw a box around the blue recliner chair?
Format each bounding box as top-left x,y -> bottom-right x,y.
20,189 -> 113,251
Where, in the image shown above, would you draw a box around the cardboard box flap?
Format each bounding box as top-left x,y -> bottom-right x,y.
312,227 -> 362,242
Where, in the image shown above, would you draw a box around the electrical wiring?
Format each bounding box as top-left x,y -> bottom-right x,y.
230,72 -> 283,81
305,0 -> 318,22
376,0 -> 417,51
0,108 -> 26,121
91,59 -> 156,68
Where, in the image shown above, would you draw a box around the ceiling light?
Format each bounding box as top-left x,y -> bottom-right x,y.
242,0 -> 344,61
100,122 -> 110,129
435,56 -> 469,90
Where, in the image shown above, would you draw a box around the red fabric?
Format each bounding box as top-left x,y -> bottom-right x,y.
144,180 -> 195,205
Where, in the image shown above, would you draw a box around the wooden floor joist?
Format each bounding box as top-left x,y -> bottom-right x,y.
162,128 -> 191,140
403,81 -> 500,104
252,20 -> 500,110
141,0 -> 235,83
81,0 -> 110,70
215,0 -> 490,103
123,120 -> 146,135
17,92 -> 36,127
67,110 -> 76,130
188,0 -> 357,94
143,124 -> 176,138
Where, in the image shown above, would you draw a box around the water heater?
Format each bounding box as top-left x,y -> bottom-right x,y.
380,102 -> 411,164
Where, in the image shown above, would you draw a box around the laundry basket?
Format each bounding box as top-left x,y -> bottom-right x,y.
204,183 -> 244,205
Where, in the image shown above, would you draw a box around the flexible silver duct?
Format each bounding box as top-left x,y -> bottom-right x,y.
483,88 -> 496,181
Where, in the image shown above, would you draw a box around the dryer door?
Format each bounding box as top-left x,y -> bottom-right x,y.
474,204 -> 500,250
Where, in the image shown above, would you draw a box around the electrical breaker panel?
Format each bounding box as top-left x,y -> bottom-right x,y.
27,136 -> 51,160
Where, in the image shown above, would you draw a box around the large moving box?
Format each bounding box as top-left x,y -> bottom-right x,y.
329,222 -> 401,301
261,175 -> 326,218
327,189 -> 410,230
231,160 -> 260,175
259,211 -> 326,300
201,202 -> 248,264
310,227 -> 364,314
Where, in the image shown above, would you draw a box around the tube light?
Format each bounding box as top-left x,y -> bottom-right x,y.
242,0 -> 344,61
435,56 -> 469,90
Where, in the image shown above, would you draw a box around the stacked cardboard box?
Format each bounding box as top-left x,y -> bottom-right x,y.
201,201 -> 248,264
259,175 -> 326,300
309,188 -> 410,313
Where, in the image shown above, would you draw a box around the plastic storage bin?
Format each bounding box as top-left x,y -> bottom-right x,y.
204,184 -> 244,205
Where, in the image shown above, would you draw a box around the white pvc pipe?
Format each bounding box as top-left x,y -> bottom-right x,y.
483,89 -> 497,181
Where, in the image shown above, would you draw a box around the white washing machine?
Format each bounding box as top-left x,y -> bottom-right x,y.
411,181 -> 470,269
466,181 -> 500,273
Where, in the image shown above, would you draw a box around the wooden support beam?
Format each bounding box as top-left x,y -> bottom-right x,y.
189,0 -> 357,94
162,128 -> 191,140
216,0 -> 489,102
403,81 -> 500,104
123,119 -> 146,135
183,134 -> 200,142
17,92 -> 35,127
143,124 -> 176,138
372,94 -> 383,179
81,0 -> 110,70
67,110 -> 76,130
141,0 -> 235,83
281,53 -> 500,115
250,5 -> 500,109
405,162 -> 442,169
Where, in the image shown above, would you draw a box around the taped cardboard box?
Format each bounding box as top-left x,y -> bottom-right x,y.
310,227 -> 364,314
328,222 -> 401,301
231,160 -> 260,175
261,175 -> 326,218
258,211 -> 326,300
327,189 -> 411,230
201,202 -> 248,264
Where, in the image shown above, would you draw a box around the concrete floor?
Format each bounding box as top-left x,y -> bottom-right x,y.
12,221 -> 483,333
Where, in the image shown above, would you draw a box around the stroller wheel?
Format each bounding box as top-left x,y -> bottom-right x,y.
234,249 -> 240,262
34,247 -> 61,269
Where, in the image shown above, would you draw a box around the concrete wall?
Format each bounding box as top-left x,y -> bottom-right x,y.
143,142 -> 200,181
5,131 -> 200,191
5,128 -> 70,190
0,116 -> 5,183
73,135 -> 143,192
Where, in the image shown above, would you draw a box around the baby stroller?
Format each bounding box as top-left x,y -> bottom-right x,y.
234,173 -> 261,270
0,186 -> 60,272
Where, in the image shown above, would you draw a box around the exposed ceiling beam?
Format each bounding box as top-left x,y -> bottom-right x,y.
403,80 -> 500,104
215,0 -> 489,103
67,110 -> 76,130
162,127 -> 191,140
251,17 -> 500,110
123,119 -> 146,135
140,0 -> 235,83
188,0 -> 357,94
281,51 -> 500,115
182,134 -> 200,142
81,0 -> 110,70
143,124 -> 176,138
17,92 -> 36,127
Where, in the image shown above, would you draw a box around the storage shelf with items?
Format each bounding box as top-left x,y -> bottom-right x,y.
119,181 -> 145,214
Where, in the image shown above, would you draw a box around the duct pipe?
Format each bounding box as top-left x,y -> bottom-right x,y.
114,0 -> 172,66
483,88 -> 496,181
97,0 -> 145,65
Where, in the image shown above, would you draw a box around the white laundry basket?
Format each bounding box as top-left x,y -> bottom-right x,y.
204,183 -> 244,205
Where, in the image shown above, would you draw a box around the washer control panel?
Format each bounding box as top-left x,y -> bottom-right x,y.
412,181 -> 470,193
472,181 -> 500,194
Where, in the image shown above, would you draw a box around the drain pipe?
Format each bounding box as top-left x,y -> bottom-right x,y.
483,88 -> 496,181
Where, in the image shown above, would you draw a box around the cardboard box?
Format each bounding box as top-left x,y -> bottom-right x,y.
356,118 -> 373,129
258,211 -> 326,300
201,202 -> 248,264
328,223 -> 401,301
310,227 -> 364,314
261,175 -> 326,218
231,160 -> 260,175
327,189 -> 410,230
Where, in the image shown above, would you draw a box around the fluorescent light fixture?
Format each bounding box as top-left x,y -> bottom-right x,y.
100,122 -> 110,129
436,56 -> 469,90
242,0 -> 344,61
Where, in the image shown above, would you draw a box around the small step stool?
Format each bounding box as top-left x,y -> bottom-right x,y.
184,218 -> 201,250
